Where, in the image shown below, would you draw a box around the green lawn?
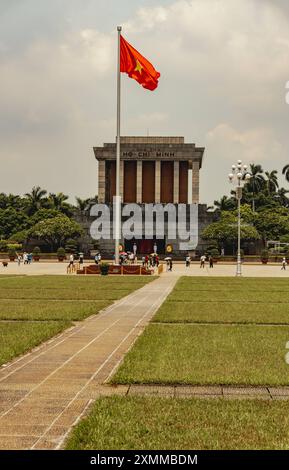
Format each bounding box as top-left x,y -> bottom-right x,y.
175,277 -> 289,291
65,396 -> 289,450
0,300 -> 110,321
0,275 -> 153,364
111,277 -> 289,386
155,277 -> 289,324
154,301 -> 289,324
0,321 -> 70,365
112,324 -> 289,385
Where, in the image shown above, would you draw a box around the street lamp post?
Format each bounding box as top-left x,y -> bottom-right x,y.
228,161 -> 251,277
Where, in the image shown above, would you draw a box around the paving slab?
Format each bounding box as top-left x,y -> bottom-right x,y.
0,275 -> 176,450
222,386 -> 269,396
268,387 -> 289,396
129,385 -> 174,397
175,385 -> 222,396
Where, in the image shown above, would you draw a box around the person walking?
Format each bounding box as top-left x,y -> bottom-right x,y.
281,257 -> 287,270
200,254 -> 206,268
185,255 -> 191,267
169,259 -> 173,271
209,256 -> 214,268
17,254 -> 22,266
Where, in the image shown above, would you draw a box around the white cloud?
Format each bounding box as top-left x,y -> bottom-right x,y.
1,0 -> 289,204
206,123 -> 284,163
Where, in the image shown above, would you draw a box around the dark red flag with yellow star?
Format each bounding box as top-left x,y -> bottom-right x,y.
120,35 -> 160,91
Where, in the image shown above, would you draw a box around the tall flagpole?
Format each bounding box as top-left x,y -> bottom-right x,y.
115,26 -> 122,265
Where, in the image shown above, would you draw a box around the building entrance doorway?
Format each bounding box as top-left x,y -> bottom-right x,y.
124,238 -> 165,255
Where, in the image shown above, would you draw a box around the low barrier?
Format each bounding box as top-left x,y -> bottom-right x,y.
77,264 -> 152,275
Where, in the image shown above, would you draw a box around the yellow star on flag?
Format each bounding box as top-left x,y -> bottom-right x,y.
134,59 -> 143,74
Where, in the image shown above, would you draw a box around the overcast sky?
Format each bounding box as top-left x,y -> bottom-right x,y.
1,0 -> 289,205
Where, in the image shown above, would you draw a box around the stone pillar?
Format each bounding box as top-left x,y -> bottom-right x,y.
155,161 -> 161,203
136,161 -> 142,203
192,161 -> 200,204
98,160 -> 105,203
173,161 -> 179,203
120,160 -> 124,200
187,162 -> 193,204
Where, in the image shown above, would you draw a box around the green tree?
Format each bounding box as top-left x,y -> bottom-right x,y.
274,188 -> 289,208
201,211 -> 260,245
0,207 -> 29,239
75,195 -> 98,216
29,215 -> 83,251
254,207 -> 289,243
25,186 -> 48,215
264,170 -> 279,194
245,164 -> 265,211
282,164 -> 289,183
214,195 -> 236,211
48,192 -> 72,216
30,208 -> 63,226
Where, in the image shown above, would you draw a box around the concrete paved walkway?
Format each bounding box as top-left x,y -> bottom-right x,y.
124,384 -> 289,400
161,263 -> 289,277
2,261 -> 289,277
0,275 -> 177,450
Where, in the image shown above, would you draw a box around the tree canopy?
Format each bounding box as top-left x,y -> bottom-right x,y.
29,216 -> 83,251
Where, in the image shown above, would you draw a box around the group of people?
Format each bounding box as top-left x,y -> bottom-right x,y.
142,254 -> 160,269
17,252 -> 33,266
200,254 -> 214,268
119,252 -> 137,265
94,252 -> 102,265
184,254 -> 214,269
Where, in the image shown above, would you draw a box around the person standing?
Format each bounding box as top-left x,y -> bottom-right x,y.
169,259 -> 173,271
79,252 -> 84,266
185,255 -> 191,267
200,254 -> 206,268
281,257 -> 287,270
133,242 -> 137,257
209,256 -> 214,268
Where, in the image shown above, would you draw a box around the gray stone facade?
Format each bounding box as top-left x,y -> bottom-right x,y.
88,136 -> 214,257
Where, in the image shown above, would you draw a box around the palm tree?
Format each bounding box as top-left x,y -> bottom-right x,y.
75,195 -> 98,216
24,186 -> 47,215
274,187 -> 289,207
75,197 -> 90,215
214,195 -> 236,211
48,192 -> 71,215
282,164 -> 289,183
264,170 -> 279,194
245,164 -> 265,211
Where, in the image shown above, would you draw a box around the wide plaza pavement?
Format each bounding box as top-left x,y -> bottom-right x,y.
1,261 -> 289,277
